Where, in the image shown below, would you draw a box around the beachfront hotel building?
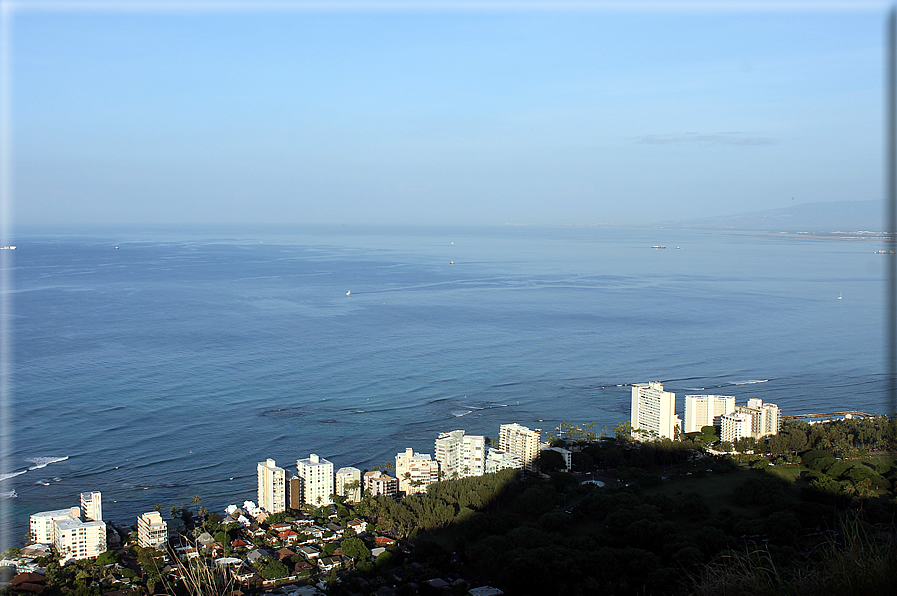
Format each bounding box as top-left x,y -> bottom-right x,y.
683,395 -> 735,433
730,398 -> 781,440
257,458 -> 289,514
336,467 -> 362,503
363,470 -> 398,498
720,412 -> 753,444
631,382 -> 681,441
296,454 -> 335,506
435,430 -> 486,479
137,511 -> 168,549
395,448 -> 440,495
498,423 -> 541,472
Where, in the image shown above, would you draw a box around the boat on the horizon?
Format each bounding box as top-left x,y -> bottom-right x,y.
346,290 -> 351,296
651,245 -> 666,249
0,246 -> 15,250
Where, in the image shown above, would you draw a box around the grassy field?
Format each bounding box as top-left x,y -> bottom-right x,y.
642,469 -> 779,516
764,464 -> 802,482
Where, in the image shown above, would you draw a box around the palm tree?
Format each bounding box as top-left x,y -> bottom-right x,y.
191,495 -> 202,505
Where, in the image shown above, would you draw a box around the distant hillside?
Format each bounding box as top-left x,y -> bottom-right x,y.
659,200 -> 883,233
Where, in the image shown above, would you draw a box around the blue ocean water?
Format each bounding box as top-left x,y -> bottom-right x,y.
0,225 -> 888,547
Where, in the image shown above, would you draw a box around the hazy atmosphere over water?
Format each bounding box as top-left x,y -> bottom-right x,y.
2,1 -> 893,551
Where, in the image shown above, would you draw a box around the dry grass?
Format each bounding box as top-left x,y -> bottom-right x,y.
691,516 -> 897,596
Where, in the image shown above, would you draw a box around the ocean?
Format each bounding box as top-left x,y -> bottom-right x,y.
0,224 -> 888,548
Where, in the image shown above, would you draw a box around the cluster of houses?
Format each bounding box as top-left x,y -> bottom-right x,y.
12,421 -> 566,593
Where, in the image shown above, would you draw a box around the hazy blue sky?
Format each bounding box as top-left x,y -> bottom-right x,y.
8,1 -> 889,226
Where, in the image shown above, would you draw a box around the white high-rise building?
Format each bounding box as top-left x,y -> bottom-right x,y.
296,454 -> 335,506
484,447 -> 523,474
54,518 -> 106,560
395,448 -> 439,495
631,382 -> 681,441
30,500 -> 106,560
137,511 -> 168,549
683,395 -> 735,433
435,430 -> 486,480
734,399 -> 781,440
257,459 -> 288,514
80,491 -> 102,522
498,423 -> 541,472
30,507 -> 81,544
721,412 -> 753,444
336,467 -> 362,503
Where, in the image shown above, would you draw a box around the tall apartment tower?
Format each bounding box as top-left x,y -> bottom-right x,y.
335,467 -> 362,503
683,395 -> 735,433
80,491 -> 102,522
498,423 -> 541,472
257,458 -> 288,514
631,382 -> 681,441
137,511 -> 168,549
734,399 -> 781,440
296,454 -> 335,506
720,412 -> 753,444
395,448 -> 440,495
434,430 -> 486,480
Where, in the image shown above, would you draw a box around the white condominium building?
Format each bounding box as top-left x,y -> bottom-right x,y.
720,412 -> 753,444
435,430 -> 486,480
631,382 -> 681,441
683,395 -> 735,433
54,518 -> 106,560
336,467 -> 362,503
484,448 -> 523,474
498,423 -> 541,472
30,507 -> 81,544
137,511 -> 168,549
80,491 -> 102,522
257,458 -> 289,514
296,454 -> 335,506
363,470 -> 398,498
395,448 -> 440,495
734,399 -> 781,440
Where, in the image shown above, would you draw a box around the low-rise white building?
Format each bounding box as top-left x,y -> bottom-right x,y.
363,470 -> 398,498
539,445 -> 572,472
484,448 -> 522,474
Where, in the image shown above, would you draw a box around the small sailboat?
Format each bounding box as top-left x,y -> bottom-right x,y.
838,292 -> 842,300
346,290 -> 351,296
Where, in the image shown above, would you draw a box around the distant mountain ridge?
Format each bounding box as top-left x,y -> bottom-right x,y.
658,200 -> 883,233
